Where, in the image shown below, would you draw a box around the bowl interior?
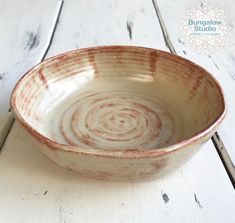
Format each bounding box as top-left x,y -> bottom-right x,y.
11,46 -> 225,150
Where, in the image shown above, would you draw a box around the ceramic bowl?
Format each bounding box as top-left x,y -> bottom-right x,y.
11,46 -> 226,181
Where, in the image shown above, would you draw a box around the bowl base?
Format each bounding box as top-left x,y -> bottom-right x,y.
45,89 -> 183,150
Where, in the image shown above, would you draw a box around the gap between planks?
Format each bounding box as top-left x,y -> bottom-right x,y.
152,0 -> 235,188
0,0 -> 64,151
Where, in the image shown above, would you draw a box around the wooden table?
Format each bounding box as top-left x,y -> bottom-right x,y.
0,0 -> 234,222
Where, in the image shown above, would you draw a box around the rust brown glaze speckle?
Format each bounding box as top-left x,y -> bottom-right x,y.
11,46 -> 226,181
87,50 -> 98,75
38,67 -> 49,89
149,50 -> 159,74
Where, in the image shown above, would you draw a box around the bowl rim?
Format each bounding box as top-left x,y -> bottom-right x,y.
10,45 -> 227,158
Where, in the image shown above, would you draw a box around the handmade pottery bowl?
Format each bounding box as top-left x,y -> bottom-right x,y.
11,46 -> 226,181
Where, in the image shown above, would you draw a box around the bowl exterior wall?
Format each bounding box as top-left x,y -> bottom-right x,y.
27,126 -> 212,181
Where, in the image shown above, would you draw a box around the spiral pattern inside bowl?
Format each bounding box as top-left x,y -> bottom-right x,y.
47,90 -> 184,150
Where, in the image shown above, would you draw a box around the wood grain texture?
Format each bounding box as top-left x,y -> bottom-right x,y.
0,0 -> 63,147
0,0 -> 62,115
0,0 -> 235,222
46,0 -> 168,58
155,0 -> 235,179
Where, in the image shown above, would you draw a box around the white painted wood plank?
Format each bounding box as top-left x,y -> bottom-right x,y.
0,0 -> 62,146
155,0 -> 235,172
1,123 -> 235,223
1,0 -> 234,222
46,0 -> 168,57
